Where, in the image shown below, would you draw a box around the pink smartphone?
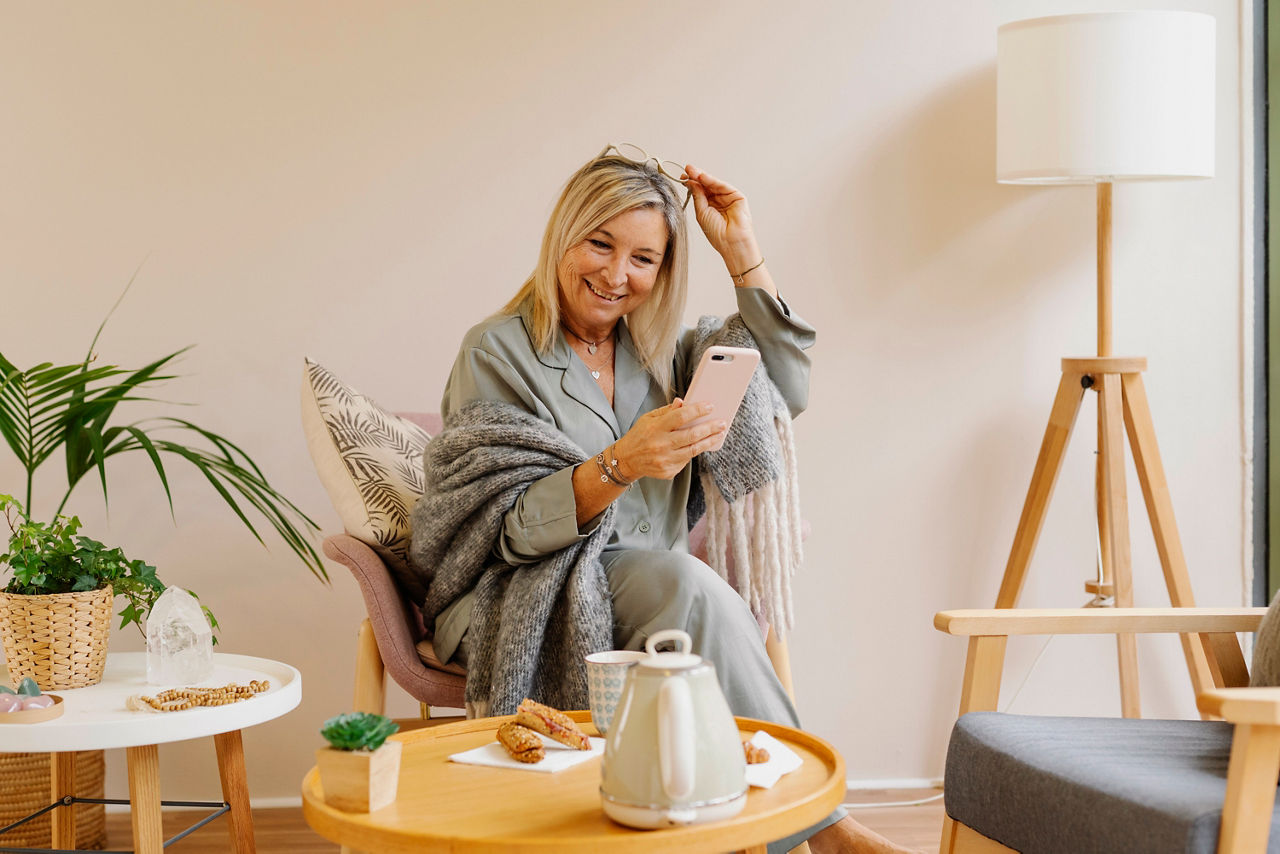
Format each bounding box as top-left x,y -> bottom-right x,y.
683,346 -> 761,430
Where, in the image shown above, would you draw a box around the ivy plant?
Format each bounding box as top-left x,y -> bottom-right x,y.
0,494 -> 218,640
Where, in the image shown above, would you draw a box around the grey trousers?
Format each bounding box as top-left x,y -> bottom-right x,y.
601,548 -> 800,726
454,548 -> 844,852
601,549 -> 844,854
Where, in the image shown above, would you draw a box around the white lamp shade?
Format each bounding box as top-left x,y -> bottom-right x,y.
997,11 -> 1215,184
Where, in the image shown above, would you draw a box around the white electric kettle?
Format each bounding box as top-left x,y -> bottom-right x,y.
599,629 -> 747,828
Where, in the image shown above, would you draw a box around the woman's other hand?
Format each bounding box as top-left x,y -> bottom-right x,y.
684,165 -> 776,297
685,165 -> 759,270
614,399 -> 727,481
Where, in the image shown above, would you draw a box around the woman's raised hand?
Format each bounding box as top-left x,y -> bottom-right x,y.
684,165 -> 761,273
613,399 -> 727,481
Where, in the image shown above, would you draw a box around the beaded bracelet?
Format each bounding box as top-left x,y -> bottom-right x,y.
595,445 -> 634,487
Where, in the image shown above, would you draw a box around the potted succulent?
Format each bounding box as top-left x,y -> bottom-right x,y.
315,712 -> 402,812
0,292 -> 325,686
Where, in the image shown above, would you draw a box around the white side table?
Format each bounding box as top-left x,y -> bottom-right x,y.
0,652 -> 301,854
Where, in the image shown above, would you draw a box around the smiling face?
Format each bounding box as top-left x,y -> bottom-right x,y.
556,206 -> 669,341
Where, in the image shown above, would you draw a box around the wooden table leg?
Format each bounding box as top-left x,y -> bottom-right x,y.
49,751 -> 75,849
215,729 -> 257,853
127,744 -> 163,854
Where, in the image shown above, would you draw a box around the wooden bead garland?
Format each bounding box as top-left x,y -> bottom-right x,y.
127,680 -> 269,713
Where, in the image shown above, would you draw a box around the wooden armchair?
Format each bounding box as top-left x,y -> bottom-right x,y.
935,607 -> 1276,854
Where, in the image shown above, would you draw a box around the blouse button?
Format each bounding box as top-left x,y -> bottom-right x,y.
638,521 -> 651,533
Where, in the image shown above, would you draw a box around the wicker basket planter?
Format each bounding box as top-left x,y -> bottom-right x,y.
0,751 -> 106,849
0,585 -> 112,690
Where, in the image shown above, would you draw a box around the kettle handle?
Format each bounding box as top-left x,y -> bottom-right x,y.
658,676 -> 696,801
646,629 -> 692,657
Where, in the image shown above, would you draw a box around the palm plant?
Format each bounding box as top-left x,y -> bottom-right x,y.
0,295 -> 326,582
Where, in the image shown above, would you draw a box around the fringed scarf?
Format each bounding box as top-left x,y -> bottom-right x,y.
688,314 -> 803,634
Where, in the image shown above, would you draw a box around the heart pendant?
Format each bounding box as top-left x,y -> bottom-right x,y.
591,370 -> 601,380
587,344 -> 597,355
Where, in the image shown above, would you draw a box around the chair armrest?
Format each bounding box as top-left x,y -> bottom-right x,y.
939,607 -> 1266,716
1198,688 -> 1280,724
935,608 -> 1265,637
323,534 -> 465,707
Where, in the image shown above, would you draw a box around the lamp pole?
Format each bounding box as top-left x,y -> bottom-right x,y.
1097,181 -> 1112,358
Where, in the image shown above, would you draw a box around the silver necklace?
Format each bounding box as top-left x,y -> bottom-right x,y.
562,324 -> 606,355
563,325 -> 614,379
581,346 -> 612,380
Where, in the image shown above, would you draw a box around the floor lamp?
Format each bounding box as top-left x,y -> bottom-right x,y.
994,11 -> 1215,717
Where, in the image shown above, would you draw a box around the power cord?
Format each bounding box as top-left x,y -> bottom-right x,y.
843,791 -> 944,809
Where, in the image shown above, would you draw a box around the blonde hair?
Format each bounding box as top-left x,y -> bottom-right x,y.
503,154 -> 689,394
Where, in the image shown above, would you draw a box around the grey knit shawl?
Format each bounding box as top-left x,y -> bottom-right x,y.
408,401 -> 615,717
409,314 -> 801,717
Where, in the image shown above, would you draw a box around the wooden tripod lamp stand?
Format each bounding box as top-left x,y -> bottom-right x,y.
994,11 -> 1216,717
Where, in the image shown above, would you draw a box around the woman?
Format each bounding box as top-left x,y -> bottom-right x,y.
410,146 -> 908,854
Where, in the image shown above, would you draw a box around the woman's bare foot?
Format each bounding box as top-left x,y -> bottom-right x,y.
807,815 -> 916,854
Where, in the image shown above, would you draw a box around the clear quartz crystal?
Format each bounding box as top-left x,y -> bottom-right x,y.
146,586 -> 214,685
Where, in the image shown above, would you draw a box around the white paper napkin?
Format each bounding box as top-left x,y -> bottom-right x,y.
743,730 -> 803,789
448,732 -> 605,773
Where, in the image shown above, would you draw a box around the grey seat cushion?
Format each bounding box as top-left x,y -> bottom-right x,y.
945,712 -> 1280,853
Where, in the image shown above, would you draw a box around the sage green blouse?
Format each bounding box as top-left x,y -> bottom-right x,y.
432,287 -> 815,663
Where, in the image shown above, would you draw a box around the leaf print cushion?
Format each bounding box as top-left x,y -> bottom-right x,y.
301,358 -> 432,587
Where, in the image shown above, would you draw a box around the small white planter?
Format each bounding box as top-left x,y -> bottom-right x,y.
315,740 -> 402,812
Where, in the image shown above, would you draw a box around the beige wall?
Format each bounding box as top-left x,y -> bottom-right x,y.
0,0 -> 1248,802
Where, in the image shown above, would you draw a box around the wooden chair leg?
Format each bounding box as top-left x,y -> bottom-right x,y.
353,618 -> 386,715
996,371 -> 1087,608
1219,723 -> 1280,852
939,815 -> 959,854
765,625 -> 797,703
959,636 -> 1007,715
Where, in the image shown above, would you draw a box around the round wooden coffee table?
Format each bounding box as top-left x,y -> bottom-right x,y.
302,712 -> 845,854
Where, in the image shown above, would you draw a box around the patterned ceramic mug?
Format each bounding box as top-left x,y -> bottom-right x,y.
585,650 -> 646,735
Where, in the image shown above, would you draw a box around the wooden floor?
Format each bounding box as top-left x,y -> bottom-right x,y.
102,788 -> 946,853
845,787 -> 947,853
